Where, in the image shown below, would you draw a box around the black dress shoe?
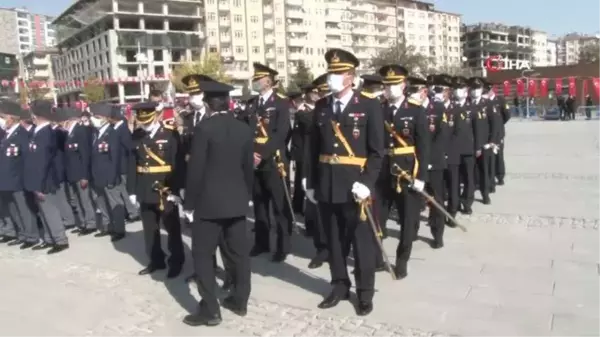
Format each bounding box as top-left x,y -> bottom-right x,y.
166,266 -> 182,279
221,296 -> 247,317
490,187 -> 496,194
497,179 -> 504,186
0,236 -> 15,243
249,245 -> 269,257
317,290 -> 350,309
185,273 -> 197,284
272,252 -> 288,263
78,228 -> 97,236
32,243 -> 53,250
64,224 -> 77,230
460,206 -> 473,215
138,264 -> 166,275
48,243 -> 69,254
308,255 -> 326,269
19,241 -> 36,249
446,214 -> 457,227
221,277 -> 233,291
431,239 -> 444,249
94,231 -> 110,238
182,313 -> 222,327
110,233 -> 125,242
375,263 -> 387,272
482,197 -> 491,205
394,261 -> 408,280
8,239 -> 24,246
356,300 -> 373,316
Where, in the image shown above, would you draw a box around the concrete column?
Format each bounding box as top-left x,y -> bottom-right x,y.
139,18 -> 145,30
138,1 -> 144,13
162,3 -> 168,15
113,17 -> 119,29
112,0 -> 118,12
118,83 -> 125,104
163,20 -> 169,31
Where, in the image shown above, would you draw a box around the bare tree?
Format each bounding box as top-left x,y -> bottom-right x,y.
369,39 -> 434,75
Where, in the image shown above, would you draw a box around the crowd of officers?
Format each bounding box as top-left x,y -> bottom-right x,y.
0,47 -> 511,326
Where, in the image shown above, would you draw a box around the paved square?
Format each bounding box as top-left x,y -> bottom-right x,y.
0,120 -> 598,336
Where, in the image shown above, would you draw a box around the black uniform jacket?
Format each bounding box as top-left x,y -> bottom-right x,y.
454,101 -> 476,156
487,96 -> 510,142
127,122 -> 185,204
471,98 -> 490,152
184,113 -> 254,220
290,106 -> 313,163
307,90 -> 384,203
244,91 -> 291,171
443,102 -> 462,166
380,98 -> 430,185
425,100 -> 449,171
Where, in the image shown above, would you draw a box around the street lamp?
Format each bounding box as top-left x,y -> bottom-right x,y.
522,69 -> 540,119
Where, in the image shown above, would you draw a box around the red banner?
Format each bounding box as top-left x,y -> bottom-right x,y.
593,78 -> 600,97
503,80 -> 510,96
568,77 -> 576,96
539,78 -> 548,97
516,79 -> 524,96
555,78 -> 562,95
528,79 -> 537,97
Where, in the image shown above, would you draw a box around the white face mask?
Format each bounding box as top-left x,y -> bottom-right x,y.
189,94 -> 204,109
141,121 -> 157,132
0,117 -> 6,129
409,92 -> 423,103
251,81 -> 262,92
470,88 -> 483,98
155,102 -> 164,112
385,83 -> 405,100
434,92 -> 445,102
90,116 -> 106,128
454,88 -> 468,100
326,74 -> 346,93
373,90 -> 383,98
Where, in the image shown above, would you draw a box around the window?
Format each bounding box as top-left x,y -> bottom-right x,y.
207,12 -> 216,21
153,50 -> 163,61
275,18 -> 282,25
233,14 -> 242,23
233,0 -> 241,6
250,16 -> 258,23
222,47 -> 230,54
209,29 -> 216,37
252,46 -> 260,54
206,0 -> 215,3
234,30 -> 243,38
251,31 -> 258,39
235,46 -> 244,53
209,46 -> 218,53
277,62 -> 284,69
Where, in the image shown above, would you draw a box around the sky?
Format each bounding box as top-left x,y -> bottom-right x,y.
4,0 -> 600,37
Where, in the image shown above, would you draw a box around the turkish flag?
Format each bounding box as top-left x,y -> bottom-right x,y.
555,78 -> 563,95
503,80 -> 510,96
593,78 -> 600,97
516,79 -> 524,96
540,78 -> 548,97
528,79 -> 537,97
568,77 -> 576,96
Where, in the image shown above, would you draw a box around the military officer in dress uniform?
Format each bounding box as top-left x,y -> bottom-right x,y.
452,76 -> 476,214
288,90 -> 307,215
244,62 -> 293,262
376,66 -> 430,278
0,100 -> 39,247
182,80 -> 253,327
483,81 -> 510,188
62,107 -> 97,235
128,101 -> 185,278
424,74 -> 451,247
440,79 -> 461,225
51,111 -> 77,229
179,74 -> 214,161
481,80 -> 502,194
468,77 -> 493,205
89,103 -> 126,242
25,100 -> 69,254
305,49 -> 384,316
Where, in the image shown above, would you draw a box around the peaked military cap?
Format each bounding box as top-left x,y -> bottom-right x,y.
430,74 -> 454,87
287,91 -> 303,100
361,74 -> 383,87
311,73 -> 329,92
407,76 -> 428,87
132,101 -> 160,124
0,99 -> 27,118
61,107 -> 81,120
53,107 -> 71,123
301,83 -> 318,94
202,80 -> 234,99
181,74 -> 216,94
467,77 -> 486,88
89,103 -> 114,118
452,76 -> 469,88
29,100 -> 55,119
325,48 -> 359,73
426,74 -> 437,86
252,62 -> 278,81
378,65 -> 408,85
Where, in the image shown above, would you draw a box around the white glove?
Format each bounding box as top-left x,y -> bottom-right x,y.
493,145 -> 499,154
177,204 -> 185,217
167,195 -> 182,205
411,179 -> 425,192
248,200 -> 254,207
351,182 -> 370,201
301,178 -> 307,191
428,164 -> 432,170
129,195 -> 139,207
306,189 -> 317,203
180,189 -> 185,200
183,210 -> 194,223
483,143 -> 492,150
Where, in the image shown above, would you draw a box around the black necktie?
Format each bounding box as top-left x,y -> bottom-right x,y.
334,101 -> 342,114
195,111 -> 202,125
259,97 -> 264,107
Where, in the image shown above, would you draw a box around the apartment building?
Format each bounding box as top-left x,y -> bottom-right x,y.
461,23 -> 548,72
0,52 -> 19,98
21,48 -> 59,99
204,0 -> 461,87
556,33 -> 600,65
52,0 -> 204,104
0,7 -> 56,55
546,39 -> 557,67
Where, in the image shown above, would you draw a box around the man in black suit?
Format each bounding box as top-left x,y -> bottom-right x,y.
182,79 -> 254,327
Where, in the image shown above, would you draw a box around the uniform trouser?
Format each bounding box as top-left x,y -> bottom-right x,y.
386,183 -> 421,264
459,154 -> 476,209
292,161 -> 305,214
0,191 -> 38,242
253,169 -> 292,254
444,164 -> 460,215
56,182 -> 77,228
36,191 -> 68,245
488,150 -> 496,191
192,216 -> 251,317
321,201 -> 376,302
67,181 -> 97,229
305,201 -> 328,258
92,185 -> 125,234
139,202 -> 184,268
426,169 -> 445,241
116,174 -> 138,219
495,141 -> 505,182
476,150 -> 492,200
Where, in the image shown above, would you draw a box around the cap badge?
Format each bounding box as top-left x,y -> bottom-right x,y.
188,78 -> 197,87
331,52 -> 340,64
387,68 -> 395,77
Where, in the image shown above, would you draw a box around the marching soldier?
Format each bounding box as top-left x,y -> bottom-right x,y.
441,80 -> 461,225
0,100 -> 39,247
288,90 -> 306,215
182,80 -> 253,327
179,74 -> 214,160
305,49 -> 384,316
51,112 -> 77,229
424,74 -> 451,248
88,103 -> 126,242
468,77 -> 492,205
485,82 -> 510,186
25,100 -> 69,254
482,80 -> 504,193
245,62 -> 292,262
376,66 -> 430,278
62,107 -> 97,235
128,101 -> 185,278
452,76 -> 476,214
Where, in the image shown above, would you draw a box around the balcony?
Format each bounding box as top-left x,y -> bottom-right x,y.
264,34 -> 275,43
326,39 -> 343,48
220,35 -> 231,43
263,6 -> 273,15
287,25 -> 306,34
264,20 -> 274,30
325,12 -> 342,23
32,58 -> 49,67
219,19 -> 230,27
286,0 -> 303,6
325,27 -> 342,36
288,52 -> 303,61
287,37 -> 306,46
218,3 -> 229,11
265,51 -> 276,59
286,10 -> 304,19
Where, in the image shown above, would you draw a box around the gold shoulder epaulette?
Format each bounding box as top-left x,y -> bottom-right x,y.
162,121 -> 175,130
276,92 -> 286,99
408,98 -> 421,106
361,91 -> 376,99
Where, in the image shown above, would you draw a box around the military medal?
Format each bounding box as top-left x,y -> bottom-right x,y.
429,124 -> 435,132
352,127 -> 360,139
